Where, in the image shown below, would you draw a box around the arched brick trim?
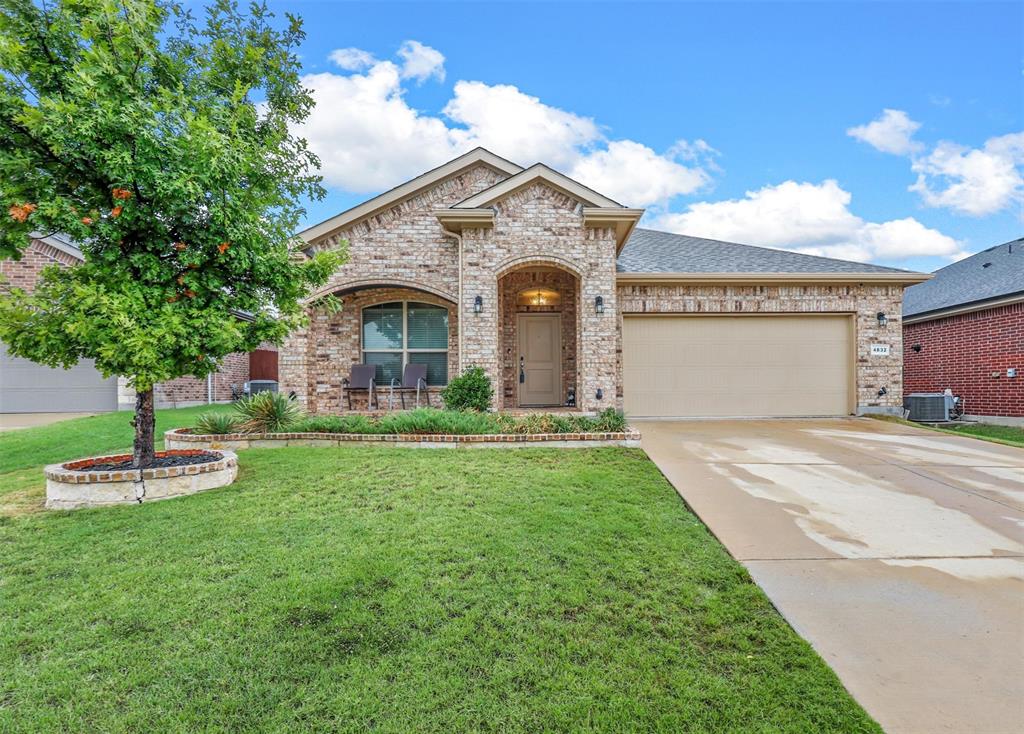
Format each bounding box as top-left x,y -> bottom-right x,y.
494,255 -> 583,280
302,286 -> 458,413
305,278 -> 457,305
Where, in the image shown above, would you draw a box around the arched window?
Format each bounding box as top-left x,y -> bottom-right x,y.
362,302 -> 449,385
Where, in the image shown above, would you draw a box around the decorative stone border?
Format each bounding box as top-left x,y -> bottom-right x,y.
45,450 -> 238,510
165,428 -> 641,451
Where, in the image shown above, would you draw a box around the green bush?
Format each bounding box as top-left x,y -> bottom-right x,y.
376,408 -> 499,435
234,391 -> 303,433
193,412 -> 240,435
441,367 -> 493,412
291,415 -> 375,434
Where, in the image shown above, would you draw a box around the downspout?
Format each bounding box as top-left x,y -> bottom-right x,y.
441,226 -> 464,374
206,373 -> 213,404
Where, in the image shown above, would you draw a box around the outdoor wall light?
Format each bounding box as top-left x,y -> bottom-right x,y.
596,388 -> 604,400
595,295 -> 605,314
877,386 -> 888,397
473,295 -> 483,314
876,312 -> 888,328
912,344 -> 922,353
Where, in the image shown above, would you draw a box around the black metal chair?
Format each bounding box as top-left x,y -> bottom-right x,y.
388,364 -> 431,410
342,364 -> 378,410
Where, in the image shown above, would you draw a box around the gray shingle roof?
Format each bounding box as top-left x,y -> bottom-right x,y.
617,228 -> 915,274
903,238 -> 1024,318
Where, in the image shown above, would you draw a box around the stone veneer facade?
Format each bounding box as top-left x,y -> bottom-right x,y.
616,282 -> 905,412
282,160 -> 911,417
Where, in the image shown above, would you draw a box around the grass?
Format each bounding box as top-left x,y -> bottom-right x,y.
0,405 -> 231,516
0,411 -> 879,732
868,414 -> 1024,448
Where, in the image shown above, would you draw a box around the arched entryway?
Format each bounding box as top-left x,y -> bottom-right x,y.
497,264 -> 580,409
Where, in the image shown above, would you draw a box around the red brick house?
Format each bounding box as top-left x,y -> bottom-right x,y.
0,234 -> 277,413
903,238 -> 1023,425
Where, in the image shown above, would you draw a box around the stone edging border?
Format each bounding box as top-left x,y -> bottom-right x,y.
166,428 -> 641,450
44,450 -> 239,510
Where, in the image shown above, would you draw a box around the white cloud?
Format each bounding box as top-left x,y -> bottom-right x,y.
295,44 -> 713,206
651,180 -> 963,264
397,40 -> 445,83
444,81 -> 600,169
570,140 -> 713,205
847,109 -> 923,155
328,47 -> 376,71
909,132 -> 1024,216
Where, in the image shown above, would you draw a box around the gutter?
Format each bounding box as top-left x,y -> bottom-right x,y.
616,271 -> 933,285
903,292 -> 1024,324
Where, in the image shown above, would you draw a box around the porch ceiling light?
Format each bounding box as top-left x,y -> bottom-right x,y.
876,312 -> 888,327
517,288 -> 560,307
595,295 -> 605,314
474,295 -> 483,314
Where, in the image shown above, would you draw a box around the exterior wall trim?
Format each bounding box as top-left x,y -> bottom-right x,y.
306,278 -> 458,304
617,271 -> 932,285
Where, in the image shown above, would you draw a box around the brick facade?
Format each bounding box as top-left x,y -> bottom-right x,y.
903,302 -> 1024,418
0,238 -> 81,294
616,282 -> 906,412
283,161 -> 912,417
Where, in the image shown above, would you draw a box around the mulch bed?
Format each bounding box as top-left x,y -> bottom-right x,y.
64,450 -> 222,472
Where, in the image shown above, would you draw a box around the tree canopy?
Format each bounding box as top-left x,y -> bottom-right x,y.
0,0 -> 342,463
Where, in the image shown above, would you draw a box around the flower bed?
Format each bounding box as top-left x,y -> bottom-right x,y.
45,449 -> 238,510
166,428 -> 640,451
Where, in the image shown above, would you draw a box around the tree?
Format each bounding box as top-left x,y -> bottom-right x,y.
0,0 -> 342,467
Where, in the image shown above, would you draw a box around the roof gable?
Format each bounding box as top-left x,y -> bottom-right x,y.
298,148 -> 523,243
903,238 -> 1024,318
453,163 -> 623,209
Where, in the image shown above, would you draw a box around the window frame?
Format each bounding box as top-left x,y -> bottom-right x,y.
361,300 -> 449,385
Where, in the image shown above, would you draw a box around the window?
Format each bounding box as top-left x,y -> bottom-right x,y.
362,302 -> 449,385
516,287 -> 561,307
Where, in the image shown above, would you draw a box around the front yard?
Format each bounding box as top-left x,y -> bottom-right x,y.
0,410 -> 878,732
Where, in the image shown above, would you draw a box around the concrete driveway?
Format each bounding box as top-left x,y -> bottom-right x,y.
640,418 -> 1023,734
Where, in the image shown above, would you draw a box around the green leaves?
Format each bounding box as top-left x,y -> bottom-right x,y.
0,0 -> 342,395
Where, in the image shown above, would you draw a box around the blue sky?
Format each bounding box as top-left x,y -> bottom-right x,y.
241,1 -> 1020,272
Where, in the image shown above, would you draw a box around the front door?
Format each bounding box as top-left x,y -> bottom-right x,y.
517,314 -> 561,406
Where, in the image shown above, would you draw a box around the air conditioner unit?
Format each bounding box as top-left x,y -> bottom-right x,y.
905,392 -> 957,422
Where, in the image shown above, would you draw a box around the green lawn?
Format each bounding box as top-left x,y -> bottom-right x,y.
0,411 -> 878,732
869,414 -> 1024,448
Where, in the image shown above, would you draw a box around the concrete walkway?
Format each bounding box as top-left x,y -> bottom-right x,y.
640,418 -> 1024,734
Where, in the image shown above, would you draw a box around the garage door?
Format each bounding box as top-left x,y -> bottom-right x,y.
623,315 -> 853,418
0,344 -> 117,413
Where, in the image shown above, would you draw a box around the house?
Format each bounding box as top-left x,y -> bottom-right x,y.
282,148 -> 928,418
903,238 -> 1023,425
0,234 -> 278,413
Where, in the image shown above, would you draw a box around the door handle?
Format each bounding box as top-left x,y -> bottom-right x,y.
519,356 -> 525,384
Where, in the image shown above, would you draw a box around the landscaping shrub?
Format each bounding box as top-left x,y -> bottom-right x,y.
234,391 -> 303,433
441,367 -> 493,412
193,412 -> 240,435
290,415 -> 375,434
376,408 -> 500,435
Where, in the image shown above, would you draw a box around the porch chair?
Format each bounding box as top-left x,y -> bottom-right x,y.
342,364 -> 378,411
388,363 -> 431,410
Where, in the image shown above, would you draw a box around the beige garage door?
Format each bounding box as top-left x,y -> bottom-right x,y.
623,315 -> 853,418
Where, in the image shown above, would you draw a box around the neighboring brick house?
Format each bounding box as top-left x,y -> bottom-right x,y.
284,148 -> 928,417
903,239 -> 1023,425
0,234 -> 277,412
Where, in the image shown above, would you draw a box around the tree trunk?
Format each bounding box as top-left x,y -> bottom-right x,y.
133,386 -> 156,469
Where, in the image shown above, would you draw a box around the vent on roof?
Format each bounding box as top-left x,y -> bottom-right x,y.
982,262 -> 992,268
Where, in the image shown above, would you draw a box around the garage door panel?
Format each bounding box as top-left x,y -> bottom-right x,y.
1,345 -> 117,413
623,315 -> 852,418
